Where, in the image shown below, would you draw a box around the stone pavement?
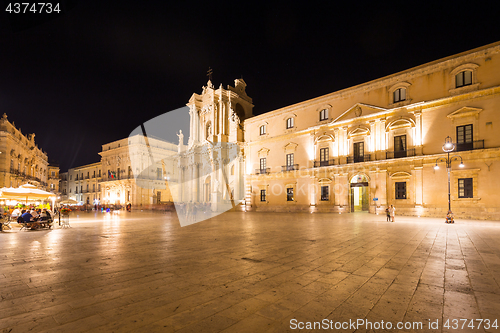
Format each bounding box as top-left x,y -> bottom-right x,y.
1,211 -> 499,332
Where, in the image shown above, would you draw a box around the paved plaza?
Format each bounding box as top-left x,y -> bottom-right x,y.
1,211 -> 500,332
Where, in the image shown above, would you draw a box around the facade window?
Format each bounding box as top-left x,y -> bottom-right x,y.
458,178 -> 473,198
75,186 -> 78,194
287,188 -> 294,201
393,88 -> 406,103
117,168 -> 121,180
51,171 -> 55,177
456,124 -> 473,151
98,170 -> 101,177
70,175 -> 72,180
259,125 -> 266,135
320,148 -> 329,166
286,117 -> 294,129
93,184 -> 95,192
98,184 -> 101,191
86,184 -> 89,192
75,174 -> 78,180
353,142 -> 364,163
157,168 -> 162,180
395,182 -> 406,199
260,158 -> 266,173
456,70 -> 472,88
394,135 -> 407,158
93,170 -> 96,178
80,186 -> 83,193
319,109 -> 328,121
321,186 -> 329,201
260,189 -> 266,202
286,153 -> 294,171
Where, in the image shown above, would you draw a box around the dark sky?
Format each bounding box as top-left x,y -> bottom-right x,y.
1,1 -> 499,171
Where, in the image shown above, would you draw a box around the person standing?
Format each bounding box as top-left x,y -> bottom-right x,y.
389,205 -> 396,222
385,206 -> 391,222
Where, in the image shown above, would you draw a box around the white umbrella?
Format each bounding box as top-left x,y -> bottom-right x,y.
59,199 -> 79,205
0,183 -> 56,203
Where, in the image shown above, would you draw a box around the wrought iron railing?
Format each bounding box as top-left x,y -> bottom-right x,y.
281,164 -> 299,172
255,168 -> 271,175
386,148 -> 416,159
455,140 -> 484,152
347,154 -> 371,164
314,159 -> 335,168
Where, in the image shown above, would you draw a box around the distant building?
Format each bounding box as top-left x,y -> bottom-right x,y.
67,162 -> 101,204
59,171 -> 68,200
0,113 -> 49,190
48,164 -> 60,194
99,135 -> 178,206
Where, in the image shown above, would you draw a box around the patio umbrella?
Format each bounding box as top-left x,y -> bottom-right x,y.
0,183 -> 56,203
59,199 -> 79,205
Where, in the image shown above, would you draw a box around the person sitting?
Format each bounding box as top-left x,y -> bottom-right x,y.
22,210 -> 36,229
12,207 -> 22,219
446,211 -> 454,224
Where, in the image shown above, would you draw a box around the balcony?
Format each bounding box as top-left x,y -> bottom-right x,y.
456,140 -> 484,152
347,154 -> 371,164
314,159 -> 335,168
255,168 -> 270,175
281,164 -> 299,172
386,148 -> 416,159
85,176 -> 90,179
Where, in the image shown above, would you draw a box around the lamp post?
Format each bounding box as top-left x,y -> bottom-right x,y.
434,136 -> 464,214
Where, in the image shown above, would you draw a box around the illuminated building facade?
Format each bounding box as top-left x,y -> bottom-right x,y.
243,41 -> 500,220
0,113 -> 49,190
99,135 -> 178,206
68,162 -> 101,204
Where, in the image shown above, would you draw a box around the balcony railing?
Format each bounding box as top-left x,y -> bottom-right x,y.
281,164 -> 299,172
255,168 -> 270,175
386,148 -> 416,159
85,176 -> 89,179
347,154 -> 371,164
456,140 -> 484,152
314,159 -> 335,168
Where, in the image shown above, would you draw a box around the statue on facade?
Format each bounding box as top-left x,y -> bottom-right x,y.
177,130 -> 184,145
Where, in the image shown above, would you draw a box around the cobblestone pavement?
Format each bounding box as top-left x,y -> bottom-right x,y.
1,211 -> 500,332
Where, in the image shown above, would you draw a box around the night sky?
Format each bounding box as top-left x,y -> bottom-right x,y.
1,1 -> 499,172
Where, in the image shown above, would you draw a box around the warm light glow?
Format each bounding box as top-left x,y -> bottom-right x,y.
434,165 -> 439,170
459,163 -> 464,168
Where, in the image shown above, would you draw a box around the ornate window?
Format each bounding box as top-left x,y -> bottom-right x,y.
319,109 -> 328,121
320,186 -> 329,201
393,88 -> 406,103
260,189 -> 266,202
456,70 -> 472,88
449,63 -> 479,95
259,125 -> 266,135
286,188 -> 294,201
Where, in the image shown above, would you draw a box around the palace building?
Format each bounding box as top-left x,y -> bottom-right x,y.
242,41 -> 500,220
0,113 -> 50,190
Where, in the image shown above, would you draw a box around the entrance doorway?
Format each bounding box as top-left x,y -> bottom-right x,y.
350,174 -> 369,212
204,176 -> 211,202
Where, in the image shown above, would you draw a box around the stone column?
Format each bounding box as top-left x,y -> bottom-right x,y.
414,167 -> 423,206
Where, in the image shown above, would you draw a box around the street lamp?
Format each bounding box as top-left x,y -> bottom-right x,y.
434,136 -> 464,214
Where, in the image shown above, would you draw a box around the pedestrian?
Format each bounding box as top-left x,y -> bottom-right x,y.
389,205 -> 396,222
385,206 -> 391,222
446,210 -> 454,224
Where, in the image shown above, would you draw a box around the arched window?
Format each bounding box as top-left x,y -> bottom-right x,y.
259,125 -> 266,135
286,117 -> 294,129
319,109 -> 328,121
393,88 -> 406,103
456,70 -> 472,88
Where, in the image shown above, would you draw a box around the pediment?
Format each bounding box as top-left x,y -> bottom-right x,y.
447,107 -> 482,119
258,148 -> 270,157
284,142 -> 298,153
332,103 -> 388,123
390,171 -> 411,178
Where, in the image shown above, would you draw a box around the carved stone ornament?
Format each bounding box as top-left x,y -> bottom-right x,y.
355,106 -> 362,117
